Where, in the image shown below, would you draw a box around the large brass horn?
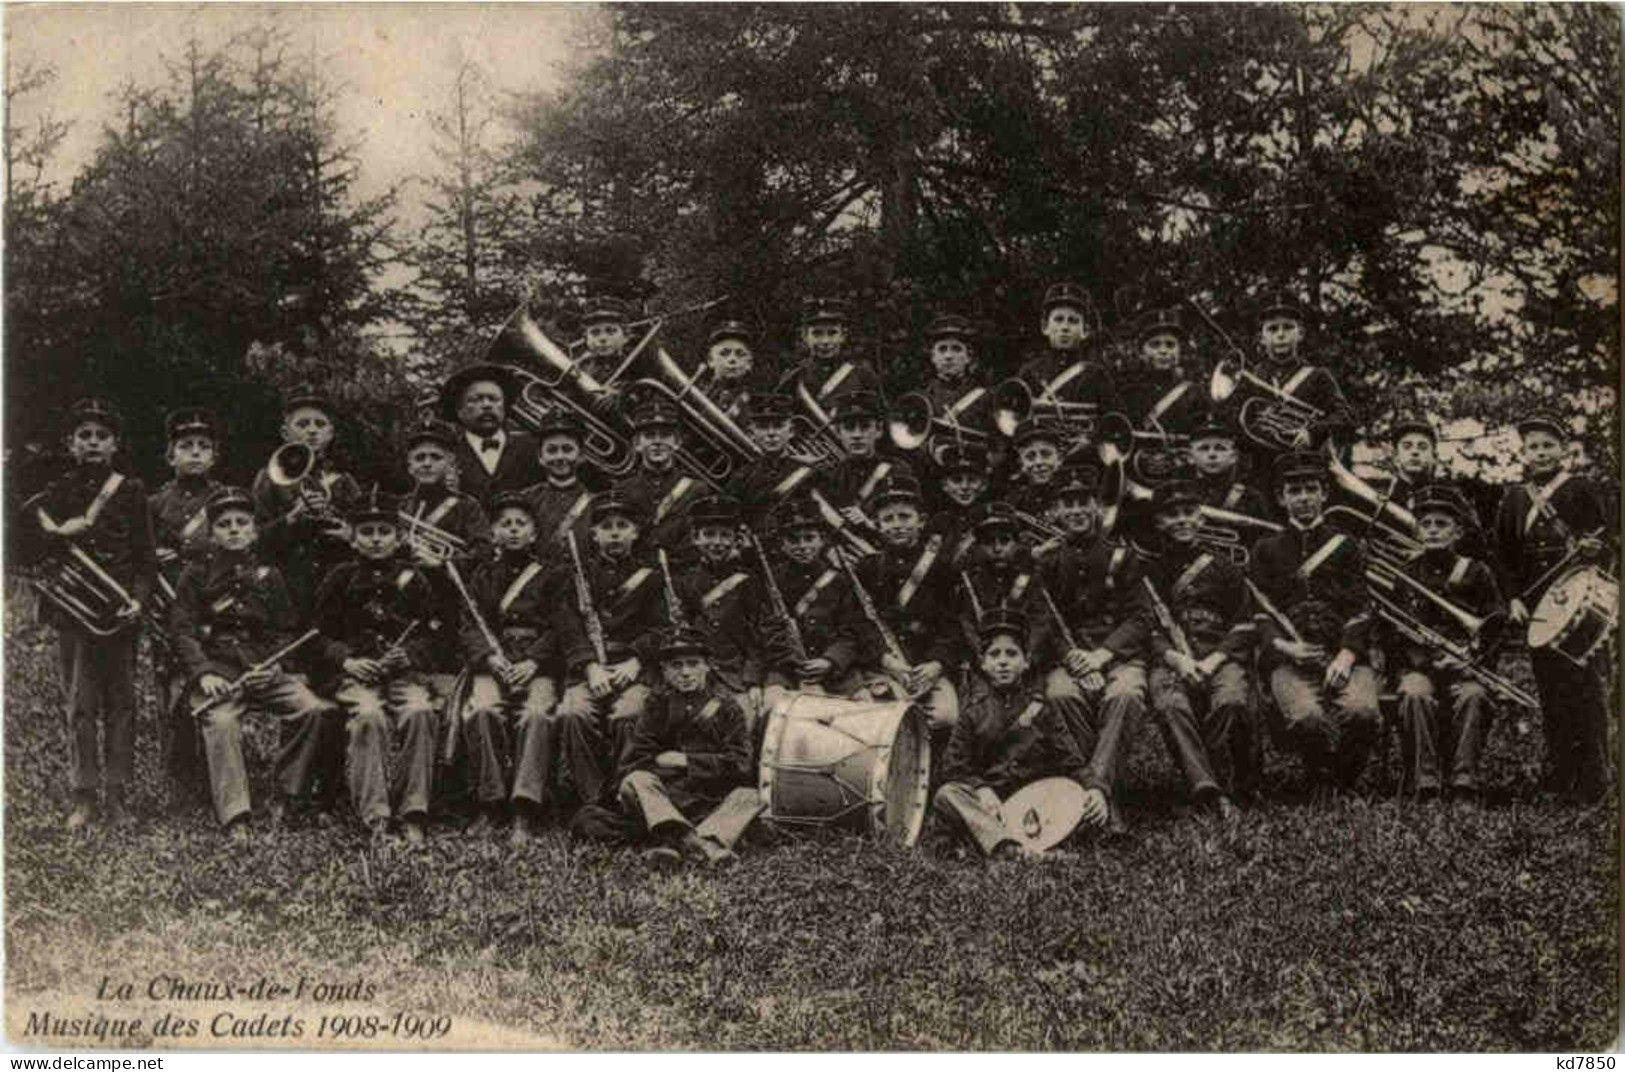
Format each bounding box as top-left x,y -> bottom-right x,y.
267,442 -> 316,488
1192,504 -> 1283,567
887,390 -> 992,457
1209,360 -> 1324,450
34,543 -> 141,637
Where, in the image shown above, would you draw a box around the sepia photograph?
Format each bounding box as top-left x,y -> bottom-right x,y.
2,1 -> 1618,1053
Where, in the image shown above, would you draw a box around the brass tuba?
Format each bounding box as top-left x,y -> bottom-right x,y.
1325,452 -> 1420,567
1209,360 -> 1325,451
34,543 -> 142,636
626,345 -> 766,484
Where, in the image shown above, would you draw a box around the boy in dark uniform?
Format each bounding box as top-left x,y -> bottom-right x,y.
1230,292 -> 1356,465
817,390 -> 915,537
576,295 -> 636,387
398,418 -> 492,668
311,493 -> 443,843
726,392 -> 820,535
1006,420 -> 1069,523
850,475 -> 960,740
554,492 -> 668,811
933,609 -> 1100,859
32,397 -> 157,828
776,296 -> 884,404
614,399 -> 705,552
1014,282 -> 1122,430
1139,479 -> 1255,814
440,363 -> 543,507
954,503 -> 1041,663
917,313 -> 995,439
928,442 -> 993,569
1187,412 -> 1271,521
519,410 -> 596,553
1115,307 -> 1205,448
251,385 -> 362,620
1247,451 -> 1380,794
698,319 -> 776,421
148,407 -> 225,805
757,497 -> 862,711
1034,464 -> 1104,561
452,491 -> 561,839
169,487 -> 339,833
1493,413 -> 1613,803
671,496 -> 764,730
1382,484 -> 1505,802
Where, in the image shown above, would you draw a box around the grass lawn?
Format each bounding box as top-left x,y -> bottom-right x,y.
4,617 -> 1617,1051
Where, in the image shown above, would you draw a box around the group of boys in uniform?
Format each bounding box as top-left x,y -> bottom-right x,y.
24,280 -> 1615,865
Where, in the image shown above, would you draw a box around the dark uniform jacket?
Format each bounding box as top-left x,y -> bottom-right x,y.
818,454 -> 917,527
941,675 -> 1091,796
311,556 -> 441,686
1036,535 -> 1148,665
457,550 -> 562,673
520,476 -> 595,553
452,428 -> 544,508
1378,548 -> 1504,671
1194,472 -> 1272,523
955,548 -> 1042,663
1492,470 -> 1611,603
1117,369 -> 1206,437
398,485 -> 493,567
615,465 -> 707,552
31,463 -> 158,625
557,548 -> 666,678
149,475 -> 223,570
775,353 -> 885,407
1239,361 -> 1356,454
759,557 -> 860,682
1015,343 -> 1123,415
853,535 -> 960,669
251,459 -> 361,620
616,684 -> 753,813
1138,541 -> 1253,663
673,558 -> 762,691
696,362 -> 781,424
726,453 -> 819,532
1247,515 -> 1373,668
926,507 -> 986,571
169,550 -> 295,678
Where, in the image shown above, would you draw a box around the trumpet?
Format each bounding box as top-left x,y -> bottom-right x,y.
1209,360 -> 1325,451
887,389 -> 992,460
1365,565 -> 1537,710
1096,411 -> 1191,465
34,543 -> 143,636
1192,504 -> 1283,566
397,510 -> 468,563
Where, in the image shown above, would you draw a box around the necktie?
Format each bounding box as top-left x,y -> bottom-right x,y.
481,438 -> 499,453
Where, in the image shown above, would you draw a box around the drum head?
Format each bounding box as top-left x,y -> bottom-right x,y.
1002,777 -> 1088,851
876,706 -> 930,848
1529,568 -> 1608,649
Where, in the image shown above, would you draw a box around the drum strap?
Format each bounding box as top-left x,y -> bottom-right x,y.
818,362 -> 855,399
858,461 -> 892,503
424,494 -> 458,528
616,567 -> 654,601
654,478 -> 697,525
1281,366 -> 1315,397
950,532 -> 977,567
500,562 -> 545,615
1172,553 -> 1216,601
1007,572 -> 1032,607
794,569 -> 838,619
899,534 -> 944,609
1222,484 -> 1247,511
556,491 -> 592,543
42,471 -> 126,535
771,466 -> 813,499
946,386 -> 988,421
1447,556 -> 1471,591
701,572 -> 749,610
695,697 -> 721,724
1148,382 -> 1191,425
1046,359 -> 1088,397
179,502 -> 210,542
1522,472 -> 1571,535
1297,534 -> 1346,580
1105,546 -> 1128,590
1015,700 -> 1044,730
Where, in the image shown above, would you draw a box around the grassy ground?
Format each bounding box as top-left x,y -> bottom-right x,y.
4,615 -> 1618,1051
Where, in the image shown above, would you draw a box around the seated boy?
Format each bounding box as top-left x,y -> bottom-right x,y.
311,493 -> 442,843
575,625 -> 761,869
169,487 -> 339,834
933,609 -> 1101,859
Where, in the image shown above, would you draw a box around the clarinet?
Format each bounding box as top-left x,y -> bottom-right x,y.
748,529 -> 808,664
565,531 -> 610,667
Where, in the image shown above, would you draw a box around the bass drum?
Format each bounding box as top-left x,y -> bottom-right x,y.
758,693 -> 931,847
1528,565 -> 1619,667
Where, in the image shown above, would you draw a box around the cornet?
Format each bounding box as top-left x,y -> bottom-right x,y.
1209,361 -> 1325,451
267,443 -> 346,535
993,375 -> 1101,439
887,390 -> 992,461
397,510 -> 468,564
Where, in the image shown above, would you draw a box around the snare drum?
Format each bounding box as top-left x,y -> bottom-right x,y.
758,693 -> 931,846
1528,566 -> 1619,667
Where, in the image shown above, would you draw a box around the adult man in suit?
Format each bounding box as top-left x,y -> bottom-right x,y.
440,363 -> 543,507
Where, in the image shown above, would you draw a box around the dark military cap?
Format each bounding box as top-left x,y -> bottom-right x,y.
688,495 -> 739,529
1256,290 -> 1310,326
630,399 -> 682,432
745,392 -> 794,422
1413,484 -> 1473,523
281,384 -> 332,416
1189,411 -> 1238,443
974,501 -> 1022,536
440,363 -> 520,423
1051,464 -> 1102,502
591,491 -> 642,524
924,314 -> 976,343
205,486 -> 254,522
870,474 -> 923,511
531,409 -> 582,441
776,496 -> 825,533
977,607 -> 1029,649
936,441 -> 990,475
1389,415 -> 1437,445
658,624 -> 710,660
1042,281 -> 1094,316
68,397 -> 122,433
489,490 -> 538,520
1274,450 -> 1325,486
404,417 -> 458,451
831,390 -> 882,422
1012,419 -> 1064,449
799,296 -> 851,326
580,295 -> 632,326
1153,479 -> 1202,512
165,407 -> 219,443
350,486 -> 397,527
1516,412 -> 1568,441
1135,307 -> 1184,343
707,320 -> 755,348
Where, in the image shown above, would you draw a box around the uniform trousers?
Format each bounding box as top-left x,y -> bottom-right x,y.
619,770 -> 763,854
1530,648 -> 1611,800
1394,670 -> 1492,795
335,674 -> 439,822
57,629 -> 139,804
932,781 -> 1035,857
554,682 -> 652,806
457,674 -> 557,807
189,672 -> 340,826
1148,661 -> 1253,799
1044,661 -> 1146,798
1268,664 -> 1381,785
